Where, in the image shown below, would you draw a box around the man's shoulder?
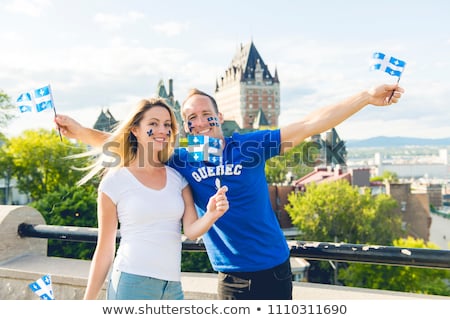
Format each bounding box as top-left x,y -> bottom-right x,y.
167,147 -> 188,168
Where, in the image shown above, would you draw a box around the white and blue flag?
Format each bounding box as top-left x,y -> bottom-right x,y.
187,135 -> 223,165
16,84 -> 55,113
29,274 -> 54,300
34,85 -> 54,112
16,92 -> 34,113
371,52 -> 406,77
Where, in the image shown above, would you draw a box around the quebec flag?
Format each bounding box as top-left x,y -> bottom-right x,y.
29,274 -> 55,300
34,85 -> 54,112
187,135 -> 223,165
371,52 -> 406,77
16,84 -> 55,113
16,92 -> 34,113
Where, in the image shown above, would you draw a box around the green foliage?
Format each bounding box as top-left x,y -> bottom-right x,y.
265,141 -> 318,184
178,136 -> 188,147
181,252 -> 214,273
30,179 -> 99,260
0,90 -> 17,130
339,237 -> 450,296
31,184 -> 98,227
3,128 -> 99,259
285,179 -> 403,244
0,135 -> 14,204
370,170 -> 399,183
5,129 -> 90,201
285,181 -> 448,295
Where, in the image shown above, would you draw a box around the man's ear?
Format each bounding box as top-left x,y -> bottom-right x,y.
218,112 -> 224,124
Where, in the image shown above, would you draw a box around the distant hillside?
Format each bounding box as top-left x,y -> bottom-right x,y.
346,136 -> 450,148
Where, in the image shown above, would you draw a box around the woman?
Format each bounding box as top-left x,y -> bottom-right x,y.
81,97 -> 228,300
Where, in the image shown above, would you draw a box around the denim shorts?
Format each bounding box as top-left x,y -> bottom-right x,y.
107,269 -> 184,300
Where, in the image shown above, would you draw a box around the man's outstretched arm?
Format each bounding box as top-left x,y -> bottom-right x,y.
279,83 -> 404,154
55,115 -> 111,147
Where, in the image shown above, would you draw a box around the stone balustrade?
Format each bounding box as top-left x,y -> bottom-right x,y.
1,205 -> 447,300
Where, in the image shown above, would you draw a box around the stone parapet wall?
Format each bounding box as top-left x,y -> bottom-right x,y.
0,205 -> 47,262
1,205 -> 446,300
0,205 -> 106,300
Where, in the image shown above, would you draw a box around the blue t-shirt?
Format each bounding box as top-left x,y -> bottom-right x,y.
168,129 -> 290,272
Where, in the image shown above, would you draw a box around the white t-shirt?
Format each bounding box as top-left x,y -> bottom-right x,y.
99,166 -> 188,281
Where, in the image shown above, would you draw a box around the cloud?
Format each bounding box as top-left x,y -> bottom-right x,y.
93,11 -> 144,30
152,21 -> 190,37
4,0 -> 51,17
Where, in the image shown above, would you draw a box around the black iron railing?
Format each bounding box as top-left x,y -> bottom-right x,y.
18,223 -> 450,270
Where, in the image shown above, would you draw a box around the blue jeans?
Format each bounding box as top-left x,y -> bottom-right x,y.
107,269 -> 184,300
217,258 -> 293,300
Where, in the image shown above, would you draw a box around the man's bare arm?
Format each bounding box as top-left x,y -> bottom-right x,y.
279,84 -> 404,154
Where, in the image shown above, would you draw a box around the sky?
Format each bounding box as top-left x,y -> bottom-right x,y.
1,0 -> 449,141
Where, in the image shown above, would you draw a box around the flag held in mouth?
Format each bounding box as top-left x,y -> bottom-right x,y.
187,135 -> 223,165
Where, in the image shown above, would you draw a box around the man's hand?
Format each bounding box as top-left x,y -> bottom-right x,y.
368,84 -> 405,106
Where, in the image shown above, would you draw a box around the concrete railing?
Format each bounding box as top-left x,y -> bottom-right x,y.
1,205 -> 449,300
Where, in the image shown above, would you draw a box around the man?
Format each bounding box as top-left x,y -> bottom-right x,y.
55,83 -> 404,299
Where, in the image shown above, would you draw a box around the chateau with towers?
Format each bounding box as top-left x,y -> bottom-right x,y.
215,41 -> 280,130
93,41 -> 280,135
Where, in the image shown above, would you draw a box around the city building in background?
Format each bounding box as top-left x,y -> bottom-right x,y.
215,41 -> 280,130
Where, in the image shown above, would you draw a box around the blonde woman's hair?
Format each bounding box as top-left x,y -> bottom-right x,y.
75,97 -> 178,185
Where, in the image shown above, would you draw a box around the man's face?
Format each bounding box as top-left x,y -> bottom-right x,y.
182,94 -> 224,139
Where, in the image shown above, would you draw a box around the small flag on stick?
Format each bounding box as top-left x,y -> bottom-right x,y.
15,84 -> 62,141
370,52 -> 406,102
29,274 -> 55,300
370,52 -> 406,78
187,135 -> 223,165
34,85 -> 54,112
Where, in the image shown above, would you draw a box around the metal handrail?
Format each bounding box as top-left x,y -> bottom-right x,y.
18,223 -> 450,270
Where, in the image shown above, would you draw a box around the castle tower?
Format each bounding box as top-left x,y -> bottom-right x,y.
215,41 -> 280,130
93,108 -> 119,132
155,78 -> 184,137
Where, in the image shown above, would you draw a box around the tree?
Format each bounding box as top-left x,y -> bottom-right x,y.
339,237 -> 450,296
6,129 -> 89,201
31,184 -> 98,260
181,252 -> 213,273
3,128 -> 98,259
285,179 -> 403,244
285,179 -> 404,285
0,135 -> 14,204
0,90 -> 17,130
265,141 -> 318,184
371,170 -> 399,183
